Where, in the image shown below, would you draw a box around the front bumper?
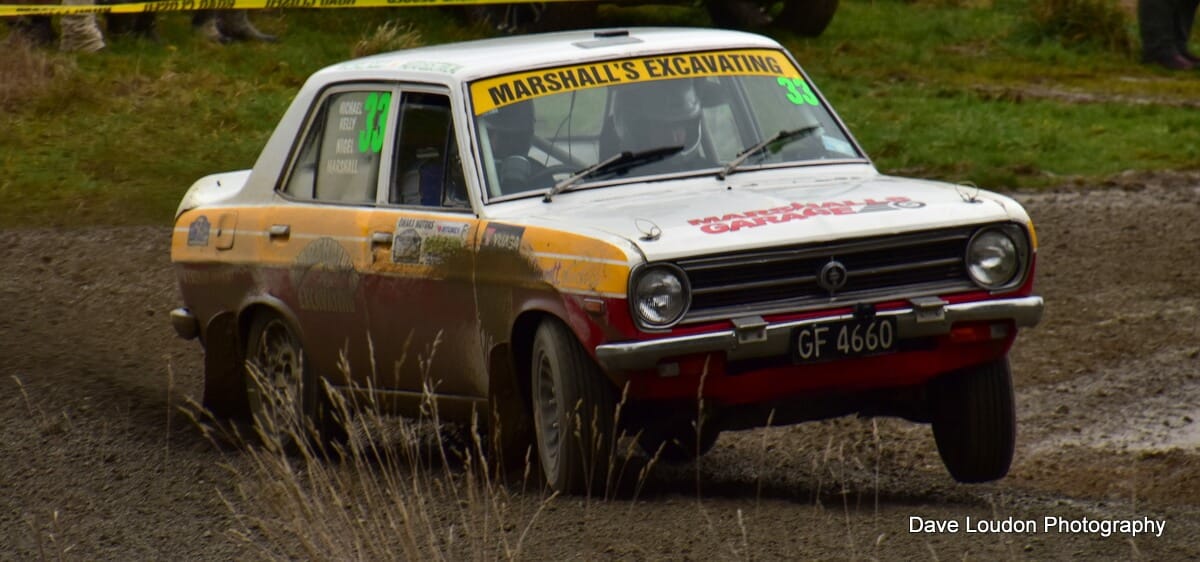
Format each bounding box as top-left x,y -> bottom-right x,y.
594,295 -> 1043,372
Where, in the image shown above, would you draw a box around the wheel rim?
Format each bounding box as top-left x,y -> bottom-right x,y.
246,319 -> 304,448
534,347 -> 562,478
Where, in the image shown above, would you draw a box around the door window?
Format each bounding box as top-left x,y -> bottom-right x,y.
389,92 -> 469,209
284,89 -> 393,204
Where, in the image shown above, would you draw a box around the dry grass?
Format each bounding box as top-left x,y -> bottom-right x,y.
187,335 -> 673,560
0,38 -> 77,112
1029,0 -> 1134,54
351,21 -> 423,59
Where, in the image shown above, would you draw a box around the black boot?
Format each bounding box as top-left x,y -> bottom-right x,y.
218,10 -> 278,42
192,10 -> 231,43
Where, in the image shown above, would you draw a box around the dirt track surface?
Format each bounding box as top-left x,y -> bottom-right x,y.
3,183 -> 1200,560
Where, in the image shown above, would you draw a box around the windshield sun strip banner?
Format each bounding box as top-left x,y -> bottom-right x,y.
470,49 -> 802,116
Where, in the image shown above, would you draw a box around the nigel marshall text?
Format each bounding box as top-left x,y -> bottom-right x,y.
909,516 -> 1165,538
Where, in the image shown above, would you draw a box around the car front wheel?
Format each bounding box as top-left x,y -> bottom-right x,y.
530,319 -> 617,494
930,358 -> 1017,483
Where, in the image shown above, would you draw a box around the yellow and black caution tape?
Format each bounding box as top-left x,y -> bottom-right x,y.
0,0 -> 581,18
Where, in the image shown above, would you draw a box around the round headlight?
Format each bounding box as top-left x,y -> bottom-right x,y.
633,266 -> 690,327
967,229 -> 1020,289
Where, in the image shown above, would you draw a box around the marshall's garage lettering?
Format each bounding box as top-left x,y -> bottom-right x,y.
470,49 -> 800,115
689,197 -> 926,234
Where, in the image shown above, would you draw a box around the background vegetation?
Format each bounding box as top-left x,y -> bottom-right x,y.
2,0 -> 1198,227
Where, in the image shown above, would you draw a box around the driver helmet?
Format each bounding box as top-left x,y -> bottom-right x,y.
610,79 -> 703,155
480,102 -> 534,160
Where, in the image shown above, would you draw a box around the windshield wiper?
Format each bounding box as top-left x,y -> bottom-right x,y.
716,126 -> 820,181
543,145 -> 683,202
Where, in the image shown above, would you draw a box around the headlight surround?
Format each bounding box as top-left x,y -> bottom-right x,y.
631,265 -> 690,328
966,227 -> 1025,289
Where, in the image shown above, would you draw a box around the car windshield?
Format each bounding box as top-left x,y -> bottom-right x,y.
468,49 -> 863,201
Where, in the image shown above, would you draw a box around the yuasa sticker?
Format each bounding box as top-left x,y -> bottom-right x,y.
481,223 -> 525,252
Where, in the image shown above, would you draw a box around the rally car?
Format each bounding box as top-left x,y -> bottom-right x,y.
170,27 -> 1043,493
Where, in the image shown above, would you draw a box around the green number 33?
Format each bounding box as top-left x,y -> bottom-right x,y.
358,91 -> 391,154
776,77 -> 818,106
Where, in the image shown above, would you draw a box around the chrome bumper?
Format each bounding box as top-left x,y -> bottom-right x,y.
594,296 -> 1044,372
170,307 -> 199,340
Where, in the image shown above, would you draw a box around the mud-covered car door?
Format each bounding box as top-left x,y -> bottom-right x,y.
361,87 -> 484,409
272,84 -> 398,388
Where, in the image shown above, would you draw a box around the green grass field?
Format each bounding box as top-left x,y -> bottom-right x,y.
2,0 -> 1198,227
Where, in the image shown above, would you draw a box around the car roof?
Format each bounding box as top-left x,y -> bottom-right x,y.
318,27 -> 787,84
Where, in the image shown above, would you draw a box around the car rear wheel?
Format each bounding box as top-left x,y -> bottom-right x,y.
244,314 -> 345,455
531,319 -> 617,494
930,358 -> 1016,483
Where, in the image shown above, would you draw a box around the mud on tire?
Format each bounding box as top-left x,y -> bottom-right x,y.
930,358 -> 1016,483
531,318 -> 617,494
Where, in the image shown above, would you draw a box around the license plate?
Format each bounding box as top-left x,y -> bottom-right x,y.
792,317 -> 897,363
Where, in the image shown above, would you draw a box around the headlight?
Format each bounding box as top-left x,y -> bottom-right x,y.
632,265 -> 690,327
966,228 -> 1021,289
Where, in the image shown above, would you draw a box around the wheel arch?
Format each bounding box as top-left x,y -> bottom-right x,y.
199,295 -> 302,420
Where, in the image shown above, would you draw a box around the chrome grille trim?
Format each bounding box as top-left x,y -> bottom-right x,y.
676,227 -> 979,324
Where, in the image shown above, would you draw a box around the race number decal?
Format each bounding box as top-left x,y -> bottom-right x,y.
358,91 -> 391,154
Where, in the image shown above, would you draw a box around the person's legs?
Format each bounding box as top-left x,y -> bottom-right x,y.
1175,0 -> 1199,60
1139,0 -> 1193,68
59,0 -> 105,52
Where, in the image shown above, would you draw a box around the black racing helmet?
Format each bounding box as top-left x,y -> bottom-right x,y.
480,101 -> 535,160
610,79 -> 703,155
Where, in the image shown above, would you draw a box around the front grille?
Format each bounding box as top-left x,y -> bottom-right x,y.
676,227 -> 978,323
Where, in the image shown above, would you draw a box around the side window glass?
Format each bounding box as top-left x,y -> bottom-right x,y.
284,89 -> 391,204
391,92 -> 468,209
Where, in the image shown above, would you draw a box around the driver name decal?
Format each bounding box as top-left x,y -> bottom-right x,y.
688,197 -> 926,234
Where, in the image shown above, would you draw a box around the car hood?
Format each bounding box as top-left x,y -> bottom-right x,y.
490,167 -> 1031,262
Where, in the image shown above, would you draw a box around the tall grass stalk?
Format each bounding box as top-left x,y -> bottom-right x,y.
185,335 -> 557,560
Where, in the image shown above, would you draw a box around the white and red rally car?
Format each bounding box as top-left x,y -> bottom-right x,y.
171,27 -> 1043,493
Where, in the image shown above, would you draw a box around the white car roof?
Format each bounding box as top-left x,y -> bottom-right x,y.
317,27 -> 788,85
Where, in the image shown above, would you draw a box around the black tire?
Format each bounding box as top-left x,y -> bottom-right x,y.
638,422 -> 720,465
530,319 -> 617,494
706,0 -> 771,30
775,0 -> 839,37
457,2 -> 598,33
244,314 -> 346,455
930,359 -> 1016,483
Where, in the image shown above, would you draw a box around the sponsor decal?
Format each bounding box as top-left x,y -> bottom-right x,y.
291,238 -> 358,313
686,197 -> 926,234
481,223 -> 525,252
396,60 -> 463,74
392,228 -> 422,264
470,49 -> 800,115
187,216 -> 211,246
391,217 -> 471,265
